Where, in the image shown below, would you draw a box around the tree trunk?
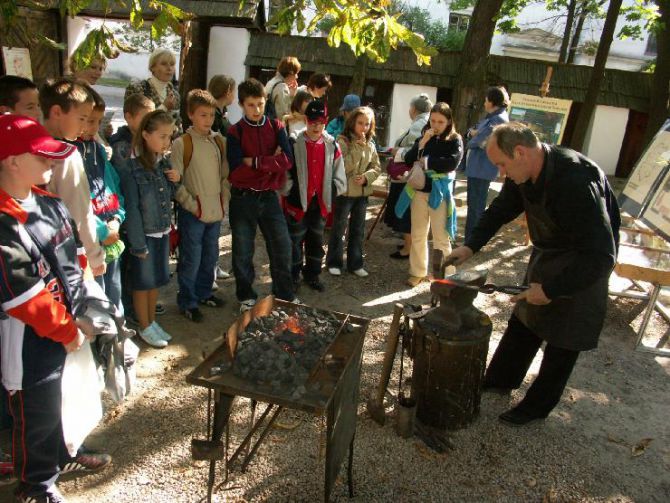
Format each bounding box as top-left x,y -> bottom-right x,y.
570,0 -> 624,152
348,55 -> 369,97
451,0 -> 505,131
559,0 -> 577,63
567,1 -> 588,64
643,0 -> 670,145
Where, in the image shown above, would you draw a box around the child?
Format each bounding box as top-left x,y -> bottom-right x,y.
0,75 -> 40,120
326,106 -> 380,278
109,93 -> 155,169
75,87 -> 126,314
282,90 -> 313,138
40,77 -> 106,277
119,110 -> 178,348
284,100 -> 346,292
326,94 -> 360,139
297,73 -> 332,99
226,78 -> 296,312
171,89 -> 228,322
207,74 -> 236,136
0,115 -> 111,503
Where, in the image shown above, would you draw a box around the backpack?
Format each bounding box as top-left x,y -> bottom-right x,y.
181,131 -> 226,172
264,81 -> 282,120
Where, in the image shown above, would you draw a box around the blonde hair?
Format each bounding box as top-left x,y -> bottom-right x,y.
149,49 -> 176,73
68,56 -> 107,75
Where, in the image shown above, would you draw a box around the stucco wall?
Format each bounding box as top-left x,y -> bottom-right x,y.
388,84 -> 438,148
583,105 -> 629,175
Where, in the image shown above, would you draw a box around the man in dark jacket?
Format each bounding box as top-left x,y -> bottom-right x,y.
448,122 -> 620,426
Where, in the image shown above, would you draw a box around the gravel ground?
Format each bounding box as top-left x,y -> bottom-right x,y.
2,184 -> 669,502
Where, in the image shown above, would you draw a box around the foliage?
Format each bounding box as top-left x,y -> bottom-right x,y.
619,0 -> 661,39
256,0 -> 437,65
108,20 -> 182,53
0,1 -> 190,70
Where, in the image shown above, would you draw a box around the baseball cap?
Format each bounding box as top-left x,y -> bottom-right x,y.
305,100 -> 328,124
0,114 -> 76,161
340,94 -> 361,112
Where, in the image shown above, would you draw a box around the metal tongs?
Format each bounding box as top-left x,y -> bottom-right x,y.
432,278 -> 528,295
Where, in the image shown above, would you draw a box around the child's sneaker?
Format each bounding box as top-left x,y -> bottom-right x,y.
151,322 -> 172,342
239,299 -> 256,313
182,307 -> 204,323
216,266 -> 230,280
328,267 -> 342,276
138,324 -> 167,348
60,449 -> 111,475
199,295 -> 225,308
15,486 -> 67,503
352,268 -> 369,278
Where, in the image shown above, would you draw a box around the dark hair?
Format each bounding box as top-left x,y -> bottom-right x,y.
86,85 -> 106,112
490,122 -> 540,157
237,78 -> 266,104
186,89 -> 217,114
132,110 -> 174,170
290,90 -> 313,114
486,86 -> 510,108
0,75 -> 37,108
276,56 -> 301,78
39,77 -> 93,119
306,73 -> 332,91
342,106 -> 376,143
208,74 -> 236,99
123,93 -> 154,116
424,102 -> 460,141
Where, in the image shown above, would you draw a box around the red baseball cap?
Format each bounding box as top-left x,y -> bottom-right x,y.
0,114 -> 76,161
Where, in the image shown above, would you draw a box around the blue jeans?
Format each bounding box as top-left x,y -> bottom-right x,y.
286,197 -> 326,282
177,208 -> 222,310
326,196 -> 367,271
95,257 -> 123,316
229,188 -> 294,302
465,177 -> 491,243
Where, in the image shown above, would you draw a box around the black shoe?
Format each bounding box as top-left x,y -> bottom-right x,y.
155,303 -> 166,315
199,296 -> 225,308
182,307 -> 204,322
305,278 -> 326,292
389,250 -> 410,260
60,448 -> 112,475
498,408 -> 546,426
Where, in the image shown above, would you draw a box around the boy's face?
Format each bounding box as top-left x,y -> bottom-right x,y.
53,102 -> 94,140
305,121 -> 325,141
188,105 -> 215,135
125,105 -> 155,134
5,153 -> 55,187
240,96 -> 265,122
82,108 -> 104,141
12,88 -> 41,120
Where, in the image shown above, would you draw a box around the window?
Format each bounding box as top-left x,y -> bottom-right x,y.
449,13 -> 470,33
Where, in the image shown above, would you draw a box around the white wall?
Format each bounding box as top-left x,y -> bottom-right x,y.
583,105 -> 629,175
387,84 -> 438,148
207,27 -> 250,125
67,17 -> 89,59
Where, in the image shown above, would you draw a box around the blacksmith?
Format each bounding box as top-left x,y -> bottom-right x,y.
448,122 -> 620,426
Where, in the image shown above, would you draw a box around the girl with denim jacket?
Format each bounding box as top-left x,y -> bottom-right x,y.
119,110 -> 178,348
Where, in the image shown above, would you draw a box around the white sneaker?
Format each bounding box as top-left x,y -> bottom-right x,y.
151,321 -> 172,342
212,280 -> 219,292
216,266 -> 230,280
138,324 -> 167,348
352,268 -> 369,278
239,299 -> 257,314
328,267 -> 342,276
292,297 -> 304,305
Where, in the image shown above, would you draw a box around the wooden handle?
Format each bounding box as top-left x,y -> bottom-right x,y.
375,303 -> 405,403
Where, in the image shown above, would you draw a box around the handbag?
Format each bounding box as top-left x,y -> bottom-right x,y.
407,157 -> 427,190
386,159 -> 410,180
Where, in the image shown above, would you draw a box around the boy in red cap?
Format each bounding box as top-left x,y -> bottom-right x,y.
0,115 -> 111,503
284,100 -> 346,292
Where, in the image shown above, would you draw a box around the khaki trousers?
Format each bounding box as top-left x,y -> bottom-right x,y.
409,191 -> 452,277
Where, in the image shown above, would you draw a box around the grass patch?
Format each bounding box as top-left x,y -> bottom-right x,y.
97,76 -> 130,88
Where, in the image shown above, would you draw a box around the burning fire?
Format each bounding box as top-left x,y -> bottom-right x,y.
276,315 -> 305,355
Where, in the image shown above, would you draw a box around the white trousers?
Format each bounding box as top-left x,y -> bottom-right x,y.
409,191 -> 452,277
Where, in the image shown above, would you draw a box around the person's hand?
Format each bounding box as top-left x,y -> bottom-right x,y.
446,246 -> 474,266
164,91 -> 177,111
64,329 -> 86,353
135,251 -> 149,260
274,146 -> 282,156
355,134 -> 367,146
419,128 -> 435,149
354,175 -> 366,186
512,282 -> 551,305
102,231 -> 119,246
468,128 -> 478,138
92,263 -> 106,277
164,169 -> 180,182
243,157 -> 254,167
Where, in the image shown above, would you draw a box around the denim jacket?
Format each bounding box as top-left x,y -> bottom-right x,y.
119,156 -> 174,255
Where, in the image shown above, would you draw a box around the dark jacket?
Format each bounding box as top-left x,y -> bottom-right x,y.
226,116 -> 293,191
109,125 -> 133,170
119,156 -> 175,255
404,133 -> 463,193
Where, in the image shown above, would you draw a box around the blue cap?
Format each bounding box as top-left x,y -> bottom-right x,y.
340,94 -> 361,112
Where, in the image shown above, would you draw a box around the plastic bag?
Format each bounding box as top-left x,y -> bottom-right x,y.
61,340 -> 103,457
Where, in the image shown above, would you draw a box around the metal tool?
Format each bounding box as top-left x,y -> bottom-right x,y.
432,278 -> 528,295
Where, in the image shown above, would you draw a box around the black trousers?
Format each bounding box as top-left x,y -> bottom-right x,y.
286,197 -> 326,283
8,378 -> 73,497
484,314 -> 580,417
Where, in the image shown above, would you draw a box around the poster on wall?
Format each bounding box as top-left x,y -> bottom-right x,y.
508,93 -> 572,144
2,47 -> 33,80
619,119 -> 670,219
641,167 -> 670,242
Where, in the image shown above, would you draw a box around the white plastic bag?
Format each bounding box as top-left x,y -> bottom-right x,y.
61,339 -> 103,457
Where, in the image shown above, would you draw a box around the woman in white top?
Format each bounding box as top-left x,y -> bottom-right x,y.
264,56 -> 301,120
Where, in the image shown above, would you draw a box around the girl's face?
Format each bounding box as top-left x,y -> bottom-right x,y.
354,113 -> 371,138
142,123 -> 174,156
151,57 -> 176,83
429,111 -> 450,136
484,97 -> 496,113
76,59 -> 106,85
